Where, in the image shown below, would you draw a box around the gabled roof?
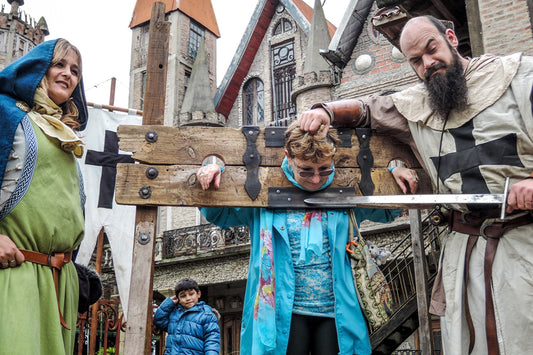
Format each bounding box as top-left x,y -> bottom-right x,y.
214,0 -> 336,118
129,0 -> 220,38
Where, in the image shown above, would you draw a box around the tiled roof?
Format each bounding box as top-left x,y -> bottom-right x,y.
129,0 -> 220,37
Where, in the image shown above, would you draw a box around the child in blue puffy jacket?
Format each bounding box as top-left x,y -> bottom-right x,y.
154,278 -> 220,355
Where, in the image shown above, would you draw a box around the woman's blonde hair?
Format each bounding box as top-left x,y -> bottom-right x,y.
284,120 -> 340,162
39,39 -> 83,130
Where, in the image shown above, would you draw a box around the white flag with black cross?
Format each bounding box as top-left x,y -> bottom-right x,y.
77,106 -> 142,319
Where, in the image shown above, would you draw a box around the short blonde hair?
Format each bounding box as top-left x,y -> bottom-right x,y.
284,120 -> 340,162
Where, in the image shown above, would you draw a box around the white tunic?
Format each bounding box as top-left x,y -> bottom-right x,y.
363,53 -> 533,354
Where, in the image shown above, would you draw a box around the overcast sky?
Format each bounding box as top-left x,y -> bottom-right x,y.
18,0 -> 350,109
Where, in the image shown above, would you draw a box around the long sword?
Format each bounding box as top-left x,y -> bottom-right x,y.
304,193 -> 504,209
304,178 -> 510,219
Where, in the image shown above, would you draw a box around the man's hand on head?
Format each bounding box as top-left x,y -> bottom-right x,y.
298,108 -> 331,137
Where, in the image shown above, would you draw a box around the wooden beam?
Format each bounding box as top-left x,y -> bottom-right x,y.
429,0 -> 458,25
87,102 -> 143,116
116,125 -> 422,168
409,209 -> 434,354
123,2 -> 169,354
115,165 -> 432,207
465,0 -> 484,56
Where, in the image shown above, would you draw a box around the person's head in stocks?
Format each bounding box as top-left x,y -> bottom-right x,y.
284,121 -> 340,192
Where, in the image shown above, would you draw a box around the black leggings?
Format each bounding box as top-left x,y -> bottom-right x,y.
286,314 -> 339,355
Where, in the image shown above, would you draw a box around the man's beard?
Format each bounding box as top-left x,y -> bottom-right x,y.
425,50 -> 468,118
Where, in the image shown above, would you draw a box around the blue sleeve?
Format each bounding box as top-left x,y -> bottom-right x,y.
153,297 -> 176,331
203,310 -> 221,355
353,207 -> 402,225
199,207 -> 255,229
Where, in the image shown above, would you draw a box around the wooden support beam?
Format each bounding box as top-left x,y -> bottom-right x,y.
409,209 -> 434,354
123,2 -> 169,354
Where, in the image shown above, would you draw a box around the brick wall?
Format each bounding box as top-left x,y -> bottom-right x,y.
479,0 -> 533,56
335,4 -> 418,101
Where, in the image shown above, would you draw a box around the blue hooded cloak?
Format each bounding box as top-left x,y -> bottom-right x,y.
0,38 -> 87,186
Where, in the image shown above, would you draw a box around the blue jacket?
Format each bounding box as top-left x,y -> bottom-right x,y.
200,207 -> 399,355
154,298 -> 220,355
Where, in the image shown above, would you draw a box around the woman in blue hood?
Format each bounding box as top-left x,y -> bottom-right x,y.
196,121 -> 419,355
0,39 -> 88,354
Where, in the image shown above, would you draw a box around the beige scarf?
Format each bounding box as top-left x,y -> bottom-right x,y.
25,87 -> 84,157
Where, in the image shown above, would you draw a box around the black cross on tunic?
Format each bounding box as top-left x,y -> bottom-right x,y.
85,130 -> 135,209
430,120 -> 523,208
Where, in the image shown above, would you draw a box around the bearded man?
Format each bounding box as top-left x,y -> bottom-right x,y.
298,15 -> 533,355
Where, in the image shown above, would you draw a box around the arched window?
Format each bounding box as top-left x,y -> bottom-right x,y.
243,78 -> 264,125
273,18 -> 293,36
271,40 -> 296,125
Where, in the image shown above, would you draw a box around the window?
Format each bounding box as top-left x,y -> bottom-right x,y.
271,40 -> 296,126
14,37 -> 28,59
140,71 -> 146,110
243,78 -> 264,125
273,18 -> 293,36
189,21 -> 205,59
139,27 -> 149,65
0,31 -> 8,53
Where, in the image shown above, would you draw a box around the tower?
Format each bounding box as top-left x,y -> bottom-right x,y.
0,0 -> 48,70
128,0 -> 220,127
291,0 -> 333,116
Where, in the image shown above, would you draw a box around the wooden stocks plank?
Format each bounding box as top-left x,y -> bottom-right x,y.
117,125 -> 421,167
116,126 -> 431,207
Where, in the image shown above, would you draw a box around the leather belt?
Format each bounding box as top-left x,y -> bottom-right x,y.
450,210 -> 533,239
20,250 -> 73,329
449,210 -> 533,355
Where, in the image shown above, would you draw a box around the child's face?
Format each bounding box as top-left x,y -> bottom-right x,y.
177,289 -> 201,309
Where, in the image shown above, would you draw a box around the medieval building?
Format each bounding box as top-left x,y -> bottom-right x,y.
7,0 -> 531,353
119,0 -> 533,353
0,0 -> 47,70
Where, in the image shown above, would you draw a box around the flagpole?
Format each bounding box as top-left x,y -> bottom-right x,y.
87,102 -> 143,116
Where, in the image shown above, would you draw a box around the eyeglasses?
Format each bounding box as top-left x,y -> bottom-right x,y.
295,166 -> 335,178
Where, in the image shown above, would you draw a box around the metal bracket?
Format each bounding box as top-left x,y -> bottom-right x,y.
264,127 -> 352,148
268,186 -> 356,208
242,126 -> 262,200
336,127 -> 352,147
356,128 -> 375,196
265,127 -> 286,147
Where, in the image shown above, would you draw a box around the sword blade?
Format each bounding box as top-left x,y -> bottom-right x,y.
304,193 -> 505,209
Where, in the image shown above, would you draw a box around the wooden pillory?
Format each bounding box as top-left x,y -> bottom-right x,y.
117,2 -> 434,353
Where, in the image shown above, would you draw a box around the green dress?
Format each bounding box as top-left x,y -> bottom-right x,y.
0,119 -> 84,354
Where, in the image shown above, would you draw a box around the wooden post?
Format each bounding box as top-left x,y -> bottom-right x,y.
89,228 -> 105,354
464,0 -> 484,57
109,77 -> 116,110
123,2 -> 169,354
409,209 -> 434,353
